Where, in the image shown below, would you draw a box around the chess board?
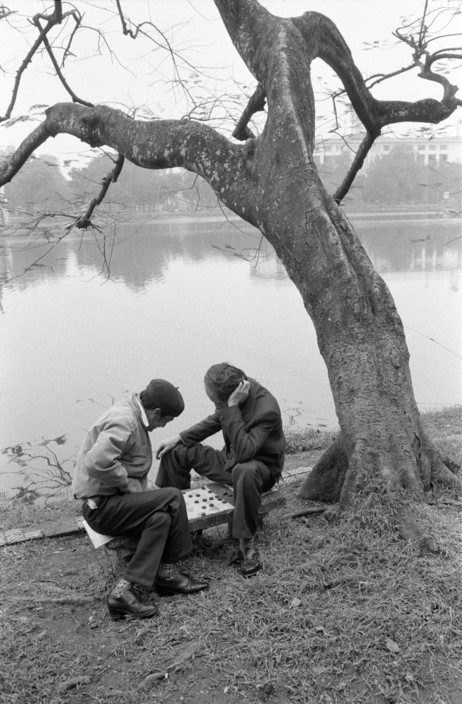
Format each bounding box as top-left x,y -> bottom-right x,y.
184,486 -> 234,521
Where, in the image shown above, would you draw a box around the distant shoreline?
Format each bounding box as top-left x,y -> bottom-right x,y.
1,209 -> 460,239
141,210 -> 460,226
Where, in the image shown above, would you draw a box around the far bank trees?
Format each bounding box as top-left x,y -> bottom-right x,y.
6,146 -> 460,217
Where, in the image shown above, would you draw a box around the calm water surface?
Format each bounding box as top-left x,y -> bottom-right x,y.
0,216 -> 461,497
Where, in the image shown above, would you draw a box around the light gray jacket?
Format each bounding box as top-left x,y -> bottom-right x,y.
72,394 -> 152,499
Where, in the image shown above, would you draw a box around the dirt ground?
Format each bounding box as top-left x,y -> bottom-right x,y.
1,523 -> 260,703
1,453 -> 315,704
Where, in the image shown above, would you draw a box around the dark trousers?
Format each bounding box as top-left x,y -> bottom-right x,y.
82,488 -> 192,588
156,445 -> 275,539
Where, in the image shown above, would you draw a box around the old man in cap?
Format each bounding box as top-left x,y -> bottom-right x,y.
72,379 -> 208,620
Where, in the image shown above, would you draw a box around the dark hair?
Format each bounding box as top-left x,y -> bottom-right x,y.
139,389 -> 158,410
204,363 -> 247,402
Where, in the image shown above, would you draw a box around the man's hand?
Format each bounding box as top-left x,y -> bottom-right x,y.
228,380 -> 251,407
156,434 -> 182,459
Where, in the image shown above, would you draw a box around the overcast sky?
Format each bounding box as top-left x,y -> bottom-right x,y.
1,0 -> 461,163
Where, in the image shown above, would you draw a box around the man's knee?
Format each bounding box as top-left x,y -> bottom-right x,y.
145,510 -> 172,531
158,486 -> 184,508
144,487 -> 185,515
158,445 -> 189,472
232,462 -> 262,487
170,444 -> 193,466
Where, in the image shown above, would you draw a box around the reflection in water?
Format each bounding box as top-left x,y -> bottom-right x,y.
0,216 -> 461,498
2,217 -> 461,290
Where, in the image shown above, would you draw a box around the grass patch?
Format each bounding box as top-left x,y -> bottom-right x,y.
0,496 -> 80,531
420,405 -> 462,466
3,484 -> 460,704
284,425 -> 337,455
1,405 -> 461,703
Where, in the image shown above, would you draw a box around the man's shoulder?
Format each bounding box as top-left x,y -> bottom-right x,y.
95,396 -> 138,429
253,381 -> 279,405
252,382 -> 282,417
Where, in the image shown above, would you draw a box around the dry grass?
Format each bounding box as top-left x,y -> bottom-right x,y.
130,484 -> 462,704
2,483 -> 460,703
284,426 -> 337,455
0,406 -> 461,703
420,405 -> 462,467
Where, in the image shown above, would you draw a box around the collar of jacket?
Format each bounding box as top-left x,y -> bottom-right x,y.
239,379 -> 257,421
130,393 -> 150,430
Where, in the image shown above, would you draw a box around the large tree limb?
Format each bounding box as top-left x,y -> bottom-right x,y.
0,103 -> 257,222
216,2 -> 460,143
0,122 -> 51,183
214,0 -> 274,82
293,12 -> 461,131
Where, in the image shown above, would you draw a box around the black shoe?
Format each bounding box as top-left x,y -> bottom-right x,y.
240,549 -> 262,577
107,589 -> 159,620
155,572 -> 209,596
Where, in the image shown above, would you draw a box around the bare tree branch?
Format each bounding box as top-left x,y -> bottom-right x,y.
1,0 -> 84,122
66,152 -> 125,230
33,12 -> 94,108
0,4 -> 14,22
232,83 -> 266,140
333,132 -> 375,203
114,0 -> 214,108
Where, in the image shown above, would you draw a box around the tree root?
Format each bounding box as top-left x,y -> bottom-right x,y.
283,506 -> 326,519
298,430 -> 461,505
298,435 -> 347,502
431,457 -> 461,490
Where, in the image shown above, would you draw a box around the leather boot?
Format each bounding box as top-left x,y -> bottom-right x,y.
240,548 -> 262,577
107,587 -> 159,620
155,572 -> 209,596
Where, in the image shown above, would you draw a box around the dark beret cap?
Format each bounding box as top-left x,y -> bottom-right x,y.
141,379 -> 185,417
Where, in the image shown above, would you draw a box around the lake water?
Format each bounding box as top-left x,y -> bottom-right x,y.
0,215 -> 461,498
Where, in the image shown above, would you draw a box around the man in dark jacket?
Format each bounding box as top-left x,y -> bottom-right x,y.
156,363 -> 285,577
72,379 -> 208,621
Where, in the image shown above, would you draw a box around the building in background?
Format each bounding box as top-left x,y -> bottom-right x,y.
314,119 -> 462,170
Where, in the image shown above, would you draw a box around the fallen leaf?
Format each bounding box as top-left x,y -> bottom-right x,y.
139,672 -> 165,688
385,637 -> 400,653
59,676 -> 91,693
168,639 -> 201,670
312,665 -> 329,675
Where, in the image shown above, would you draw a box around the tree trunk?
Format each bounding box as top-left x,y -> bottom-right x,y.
256,170 -> 460,507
